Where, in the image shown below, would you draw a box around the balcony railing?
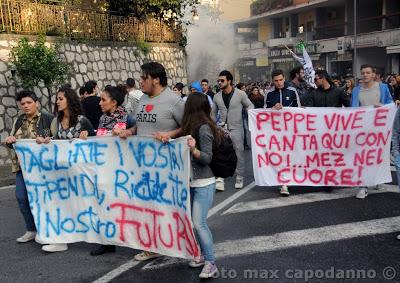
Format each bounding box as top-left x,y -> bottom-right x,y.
0,0 -> 182,43
250,0 -> 293,17
314,12 -> 400,40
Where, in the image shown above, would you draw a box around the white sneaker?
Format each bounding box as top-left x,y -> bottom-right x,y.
396,234 -> 400,240
216,178 -> 225,191
16,231 -> 36,243
134,251 -> 162,261
42,243 -> 68,252
235,176 -> 244,189
189,256 -> 205,268
356,188 -> 368,199
280,185 -> 290,196
199,261 -> 218,278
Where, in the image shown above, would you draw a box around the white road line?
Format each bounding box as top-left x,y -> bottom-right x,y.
92,259 -> 142,283
208,181 -> 256,217
143,216 -> 400,270
0,185 -> 15,190
223,184 -> 400,215
92,181 -> 257,282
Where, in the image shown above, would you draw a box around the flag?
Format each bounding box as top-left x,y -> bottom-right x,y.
287,43 -> 317,89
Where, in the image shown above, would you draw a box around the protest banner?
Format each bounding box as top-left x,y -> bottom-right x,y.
248,104 -> 397,187
14,136 -> 200,260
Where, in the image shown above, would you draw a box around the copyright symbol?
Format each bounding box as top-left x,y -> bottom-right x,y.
383,266 -> 396,280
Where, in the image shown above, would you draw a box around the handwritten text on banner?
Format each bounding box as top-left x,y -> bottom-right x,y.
248,104 -> 397,187
15,136 -> 200,260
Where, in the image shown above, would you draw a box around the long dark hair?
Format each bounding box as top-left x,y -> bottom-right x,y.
181,92 -> 221,146
56,87 -> 82,127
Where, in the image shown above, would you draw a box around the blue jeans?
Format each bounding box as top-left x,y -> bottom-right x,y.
190,183 -> 216,262
15,171 -> 36,231
395,154 -> 400,190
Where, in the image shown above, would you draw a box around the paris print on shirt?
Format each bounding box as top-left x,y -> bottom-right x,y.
136,104 -> 157,123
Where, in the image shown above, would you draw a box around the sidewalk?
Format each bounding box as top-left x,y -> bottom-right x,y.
0,165 -> 14,187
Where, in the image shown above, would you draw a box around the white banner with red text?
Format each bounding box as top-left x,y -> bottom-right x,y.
248,104 -> 397,187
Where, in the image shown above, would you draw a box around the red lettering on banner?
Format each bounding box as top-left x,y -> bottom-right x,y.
324,170 -> 339,185
355,131 -> 391,147
293,113 -> 305,134
305,152 -> 346,167
353,148 -> 384,166
271,112 -> 281,131
306,114 -> 317,131
257,152 -> 284,168
256,112 -> 270,130
276,167 -> 361,186
255,134 -> 266,148
374,108 -> 389,127
351,110 -> 365,129
110,202 -> 199,257
277,168 -> 290,184
323,111 -> 365,131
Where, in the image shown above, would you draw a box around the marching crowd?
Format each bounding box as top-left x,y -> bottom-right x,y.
4,60 -> 400,278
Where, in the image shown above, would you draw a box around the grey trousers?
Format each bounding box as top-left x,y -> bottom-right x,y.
229,128 -> 245,177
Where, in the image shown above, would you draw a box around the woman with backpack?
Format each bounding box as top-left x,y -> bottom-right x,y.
36,86 -> 95,252
181,92 -> 221,279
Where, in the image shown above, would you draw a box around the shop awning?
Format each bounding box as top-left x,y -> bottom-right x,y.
387,45 -> 400,54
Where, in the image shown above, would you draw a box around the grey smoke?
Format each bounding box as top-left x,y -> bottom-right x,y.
185,5 -> 238,85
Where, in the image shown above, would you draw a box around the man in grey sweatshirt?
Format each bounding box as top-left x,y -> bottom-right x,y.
211,70 -> 254,190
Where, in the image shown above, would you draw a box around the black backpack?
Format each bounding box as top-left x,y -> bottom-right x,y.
195,126 -> 237,178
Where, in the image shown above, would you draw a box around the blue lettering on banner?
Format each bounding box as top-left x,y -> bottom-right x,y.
127,141 -> 184,171
15,141 -> 108,173
26,173 -> 105,205
45,206 -> 116,238
113,169 -> 187,210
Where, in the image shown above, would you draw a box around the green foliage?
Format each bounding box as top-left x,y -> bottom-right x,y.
45,26 -> 65,36
10,34 -> 72,111
135,40 -> 150,55
106,0 -> 199,23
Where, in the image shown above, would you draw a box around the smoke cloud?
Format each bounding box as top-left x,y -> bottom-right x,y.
185,5 -> 239,85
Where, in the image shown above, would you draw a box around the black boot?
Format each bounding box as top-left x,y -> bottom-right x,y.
90,245 -> 116,256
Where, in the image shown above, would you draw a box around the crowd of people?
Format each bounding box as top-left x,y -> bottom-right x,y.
4,60 -> 400,279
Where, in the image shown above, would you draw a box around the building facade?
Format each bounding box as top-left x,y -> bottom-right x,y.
234,0 -> 400,82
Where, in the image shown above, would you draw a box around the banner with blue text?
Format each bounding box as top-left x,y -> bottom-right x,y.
15,136 -> 200,260
249,104 -> 397,187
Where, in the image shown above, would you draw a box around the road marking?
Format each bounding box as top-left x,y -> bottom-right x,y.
223,184 -> 400,215
143,216 -> 400,270
92,181 -> 257,282
92,259 -> 142,283
208,181 -> 255,217
0,185 -> 15,190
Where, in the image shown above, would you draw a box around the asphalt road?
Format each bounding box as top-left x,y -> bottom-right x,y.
1,149 -> 400,283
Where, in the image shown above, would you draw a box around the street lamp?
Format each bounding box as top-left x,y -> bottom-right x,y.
353,0 -> 357,78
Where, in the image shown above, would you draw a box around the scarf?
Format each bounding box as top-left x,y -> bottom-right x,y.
98,106 -> 128,131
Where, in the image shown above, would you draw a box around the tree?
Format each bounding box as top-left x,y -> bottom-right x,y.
10,35 -> 72,112
106,0 -> 199,24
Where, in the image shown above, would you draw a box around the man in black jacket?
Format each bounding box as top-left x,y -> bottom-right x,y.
265,69 -> 301,109
305,70 -> 350,107
265,69 -> 301,196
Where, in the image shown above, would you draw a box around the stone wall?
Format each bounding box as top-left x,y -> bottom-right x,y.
0,34 -> 188,166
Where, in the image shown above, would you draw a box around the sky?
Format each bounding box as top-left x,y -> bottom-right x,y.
201,0 -> 252,21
